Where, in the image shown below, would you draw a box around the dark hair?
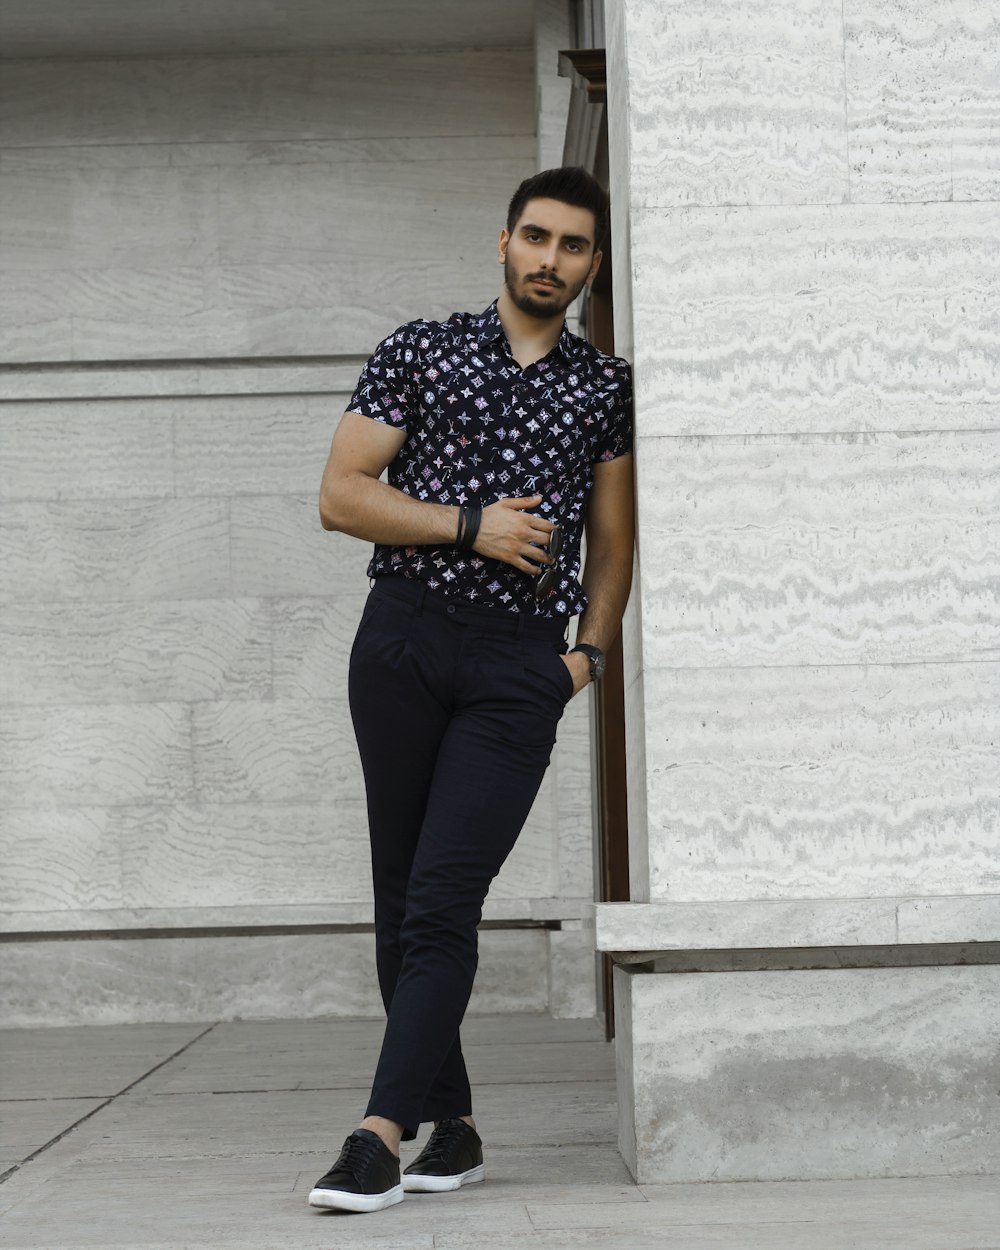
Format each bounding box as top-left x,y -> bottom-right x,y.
506,166 -> 610,252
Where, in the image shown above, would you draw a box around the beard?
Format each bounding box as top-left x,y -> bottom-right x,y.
503,255 -> 588,319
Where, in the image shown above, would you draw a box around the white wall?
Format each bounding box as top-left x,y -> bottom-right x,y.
609,0 -> 1000,913
603,0 -> 1000,1184
0,34 -> 598,1024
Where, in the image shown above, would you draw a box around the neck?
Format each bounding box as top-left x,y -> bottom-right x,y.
496,288 -> 565,367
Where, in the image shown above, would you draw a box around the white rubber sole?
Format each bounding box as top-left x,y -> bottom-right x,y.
402,1163 -> 485,1193
308,1183 -> 404,1213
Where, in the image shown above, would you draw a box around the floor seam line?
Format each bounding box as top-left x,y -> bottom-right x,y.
0,1021 -> 221,1187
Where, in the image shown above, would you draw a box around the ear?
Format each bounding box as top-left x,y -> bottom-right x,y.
498,227 -> 510,263
586,247 -> 604,286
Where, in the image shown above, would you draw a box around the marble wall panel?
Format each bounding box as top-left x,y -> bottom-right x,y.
0,168 -> 72,267
0,403 -> 174,501
0,50 -> 534,148
547,924 -> 599,1019
615,963 -> 1000,1182
534,0 -> 572,170
638,431 -> 1000,670
0,134 -> 536,174
190,699 -> 361,803
630,201 -> 1000,437
554,692 -> 596,900
896,895 -> 1000,945
0,3 -> 536,61
0,599 -> 271,705
230,496 -> 370,598
0,703 -> 193,806
0,499 -> 231,605
0,928 -> 549,1027
617,0 -> 847,207
642,660 -> 1000,902
596,899 -> 898,954
216,157 -> 528,268
618,557 -> 645,695
117,801 -> 372,909
0,167 -> 219,272
845,0 -> 1000,203
173,396 -> 342,498
0,807 -> 122,912
269,594 -> 366,701
0,51 -> 534,363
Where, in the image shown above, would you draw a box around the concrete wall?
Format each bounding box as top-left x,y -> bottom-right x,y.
0,27 -> 596,1025
603,0 -> 1000,1182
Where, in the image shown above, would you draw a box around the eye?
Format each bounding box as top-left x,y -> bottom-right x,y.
565,242 -> 582,252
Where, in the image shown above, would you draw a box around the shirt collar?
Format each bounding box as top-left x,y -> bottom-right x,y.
473,300 -> 583,365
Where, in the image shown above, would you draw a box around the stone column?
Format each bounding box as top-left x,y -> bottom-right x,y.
601,0 -> 1000,1183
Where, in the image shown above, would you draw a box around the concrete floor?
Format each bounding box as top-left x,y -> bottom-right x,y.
0,1013 -> 997,1250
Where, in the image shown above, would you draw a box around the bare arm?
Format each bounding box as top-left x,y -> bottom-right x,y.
562,453 -> 636,694
318,411 -> 558,573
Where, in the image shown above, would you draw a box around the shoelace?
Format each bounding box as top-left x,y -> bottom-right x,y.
329,1131 -> 382,1179
417,1119 -> 470,1166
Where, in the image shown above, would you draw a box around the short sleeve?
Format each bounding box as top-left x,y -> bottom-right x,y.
346,323 -> 420,432
592,361 -> 634,463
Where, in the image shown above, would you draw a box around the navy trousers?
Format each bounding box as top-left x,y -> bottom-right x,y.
348,575 -> 573,1140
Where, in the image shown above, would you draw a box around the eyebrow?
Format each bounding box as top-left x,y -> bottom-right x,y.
519,222 -> 592,248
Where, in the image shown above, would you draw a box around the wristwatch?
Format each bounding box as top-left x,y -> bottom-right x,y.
570,643 -> 606,683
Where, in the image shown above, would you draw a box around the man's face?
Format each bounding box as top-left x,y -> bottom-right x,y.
499,197 -> 602,319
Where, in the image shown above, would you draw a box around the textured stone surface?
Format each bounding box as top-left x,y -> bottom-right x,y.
0,51 -> 534,362
0,403 -> 174,501
0,500 -> 231,604
1,1012 -> 997,1249
641,660 -> 999,902
637,432 -> 1000,669
547,925 -> 599,1019
534,0 -> 572,170
845,0 -> 1000,203
0,702 -> 194,806
0,929 -> 550,1027
0,599 -> 273,705
595,900 -> 897,953
630,202 -> 1000,438
614,962 -> 1000,1183
617,0 -> 848,207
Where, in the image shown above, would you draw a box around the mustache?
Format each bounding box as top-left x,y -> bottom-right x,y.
525,273 -> 563,288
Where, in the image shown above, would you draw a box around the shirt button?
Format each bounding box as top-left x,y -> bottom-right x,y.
446,605 -> 457,615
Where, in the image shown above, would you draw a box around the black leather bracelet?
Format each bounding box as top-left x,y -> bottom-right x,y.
462,505 -> 482,552
455,505 -> 468,549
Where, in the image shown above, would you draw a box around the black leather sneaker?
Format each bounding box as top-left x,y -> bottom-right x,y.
308,1128 -> 404,1213
402,1118 -> 485,1192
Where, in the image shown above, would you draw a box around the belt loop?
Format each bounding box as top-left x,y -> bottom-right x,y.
416,584 -> 427,613
515,611 -> 525,639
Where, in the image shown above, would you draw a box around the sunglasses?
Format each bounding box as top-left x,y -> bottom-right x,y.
534,525 -> 562,601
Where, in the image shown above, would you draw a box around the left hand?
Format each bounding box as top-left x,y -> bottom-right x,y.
559,650 -> 591,699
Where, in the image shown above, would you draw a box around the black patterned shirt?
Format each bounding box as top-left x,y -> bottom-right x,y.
347,300 -> 633,618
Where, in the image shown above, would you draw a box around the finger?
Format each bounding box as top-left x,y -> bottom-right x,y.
503,494 -> 543,510
522,547 -> 554,566
508,554 -> 544,575
524,515 -> 556,533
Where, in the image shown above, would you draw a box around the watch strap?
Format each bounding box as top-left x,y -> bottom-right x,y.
570,643 -> 605,681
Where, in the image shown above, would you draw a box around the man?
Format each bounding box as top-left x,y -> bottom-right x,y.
309,166 -> 634,1214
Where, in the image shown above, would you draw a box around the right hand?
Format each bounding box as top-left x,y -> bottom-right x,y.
473,495 -> 557,575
